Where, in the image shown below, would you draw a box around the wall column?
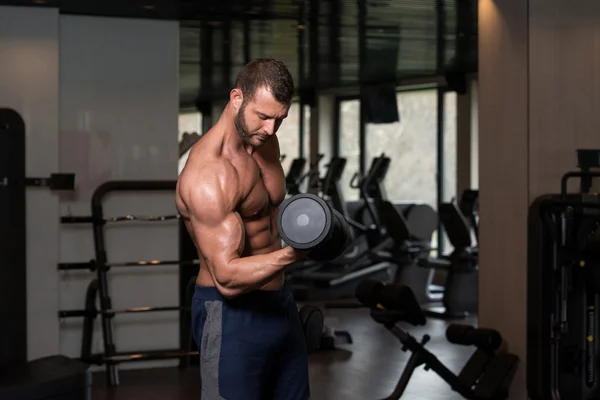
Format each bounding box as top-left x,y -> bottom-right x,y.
479,1 -> 600,398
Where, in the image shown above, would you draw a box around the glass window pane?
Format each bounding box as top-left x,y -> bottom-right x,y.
471,81 -> 479,189
302,105 -> 311,160
338,99 -> 361,201
442,91 -> 457,254
364,90 -> 438,252
277,102 -> 301,176
444,91 -> 457,203
365,90 -> 438,208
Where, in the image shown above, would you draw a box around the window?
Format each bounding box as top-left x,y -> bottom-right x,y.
363,89 -> 450,254
470,80 -> 478,189
338,99 -> 361,201
178,112 -> 202,175
364,89 -> 438,208
443,91 -> 458,203
302,105 -> 311,162
277,103 -> 311,177
442,90 -> 458,254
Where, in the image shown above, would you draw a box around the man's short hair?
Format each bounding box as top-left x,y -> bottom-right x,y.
235,59 -> 294,105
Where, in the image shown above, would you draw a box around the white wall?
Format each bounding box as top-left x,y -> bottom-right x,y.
58,15 -> 180,369
0,6 -> 180,367
0,6 -> 61,361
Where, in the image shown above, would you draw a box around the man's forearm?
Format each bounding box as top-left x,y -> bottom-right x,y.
217,247 -> 296,297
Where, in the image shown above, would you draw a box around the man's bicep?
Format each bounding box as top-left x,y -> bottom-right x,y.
187,187 -> 245,277
184,160 -> 243,267
194,210 -> 244,262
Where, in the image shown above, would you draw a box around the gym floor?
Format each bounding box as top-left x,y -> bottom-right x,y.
91,307 -> 493,400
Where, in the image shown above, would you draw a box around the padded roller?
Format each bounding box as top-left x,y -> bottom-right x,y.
355,279 -> 384,308
446,324 -> 502,352
379,284 -> 426,326
355,279 -> 426,327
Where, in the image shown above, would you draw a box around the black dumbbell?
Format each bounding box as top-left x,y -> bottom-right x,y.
277,194 -> 354,261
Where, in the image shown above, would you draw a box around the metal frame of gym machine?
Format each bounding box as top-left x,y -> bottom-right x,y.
287,155 -> 398,299
58,181 -> 199,386
528,150 -> 600,400
418,191 -> 479,319
1,108 -> 92,399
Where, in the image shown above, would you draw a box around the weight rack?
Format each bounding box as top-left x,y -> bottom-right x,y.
58,180 -> 199,386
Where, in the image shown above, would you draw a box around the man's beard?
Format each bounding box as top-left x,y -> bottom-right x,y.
234,102 -> 266,148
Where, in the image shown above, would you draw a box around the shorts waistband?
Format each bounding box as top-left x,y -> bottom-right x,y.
193,284 -> 292,304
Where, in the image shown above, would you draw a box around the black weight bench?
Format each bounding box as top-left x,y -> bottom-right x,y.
0,355 -> 91,400
355,279 -> 519,400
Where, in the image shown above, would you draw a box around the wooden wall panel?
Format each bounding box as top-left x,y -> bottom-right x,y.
479,1 -> 600,398
478,1 -> 529,397
529,0 -> 600,198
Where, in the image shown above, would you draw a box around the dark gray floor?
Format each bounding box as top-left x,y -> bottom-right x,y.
91,306 -> 518,400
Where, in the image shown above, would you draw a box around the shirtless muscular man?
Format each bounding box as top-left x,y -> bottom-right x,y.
176,59 -> 309,400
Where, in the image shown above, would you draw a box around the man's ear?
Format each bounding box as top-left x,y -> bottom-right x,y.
230,89 -> 243,110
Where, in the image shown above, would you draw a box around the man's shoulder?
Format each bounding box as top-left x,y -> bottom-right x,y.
181,156 -> 237,190
178,156 -> 240,218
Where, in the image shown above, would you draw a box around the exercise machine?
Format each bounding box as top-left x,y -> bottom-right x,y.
285,157 -> 307,195
346,154 -> 440,302
460,189 -> 479,242
356,279 -> 520,400
347,154 -> 437,244
285,154 -> 324,196
419,196 -> 479,319
286,156 -> 397,302
370,199 -> 438,303
528,149 -> 600,400
347,154 -> 391,229
320,156 -> 389,252
0,108 -> 88,399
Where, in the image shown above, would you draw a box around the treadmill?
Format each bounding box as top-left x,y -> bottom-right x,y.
287,156 -> 397,301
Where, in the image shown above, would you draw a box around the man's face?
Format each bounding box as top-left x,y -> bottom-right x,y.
234,87 -> 289,148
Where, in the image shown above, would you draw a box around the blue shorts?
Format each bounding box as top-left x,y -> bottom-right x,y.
191,284 -> 310,400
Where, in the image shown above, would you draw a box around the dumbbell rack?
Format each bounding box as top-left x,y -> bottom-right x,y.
58,180 -> 199,386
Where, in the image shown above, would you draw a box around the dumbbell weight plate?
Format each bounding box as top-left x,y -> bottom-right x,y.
278,194 -> 332,250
